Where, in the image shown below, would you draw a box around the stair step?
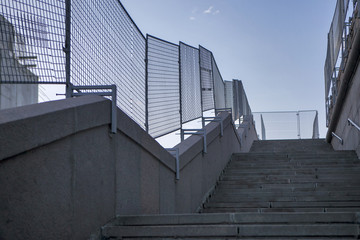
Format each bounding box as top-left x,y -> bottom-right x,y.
99,140 -> 360,239
205,201 -> 360,208
210,195 -> 360,202
202,207 -> 360,213
112,213 -> 357,225
103,224 -> 359,238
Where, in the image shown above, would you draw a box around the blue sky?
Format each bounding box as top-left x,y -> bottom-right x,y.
121,0 -> 337,138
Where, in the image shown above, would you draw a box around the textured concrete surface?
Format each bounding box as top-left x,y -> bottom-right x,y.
0,95 -> 247,239
328,17 -> 360,158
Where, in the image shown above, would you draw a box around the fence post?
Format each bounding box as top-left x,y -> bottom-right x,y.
64,0 -> 72,98
145,34 -> 149,133
297,111 -> 301,139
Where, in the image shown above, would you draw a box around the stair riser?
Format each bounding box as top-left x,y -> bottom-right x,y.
103,224 -> 359,238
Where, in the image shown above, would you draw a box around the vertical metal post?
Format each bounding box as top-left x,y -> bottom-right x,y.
210,52 -> 216,111
297,111 -> 301,139
64,0 -> 72,98
111,85 -> 117,134
145,34 -> 149,133
174,148 -> 180,180
198,46 -> 204,117
203,129 -> 207,153
261,114 -> 266,140
178,43 -> 183,138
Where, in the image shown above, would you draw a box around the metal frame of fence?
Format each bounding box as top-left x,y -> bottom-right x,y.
253,110 -> 320,140
1,0 -> 254,140
325,0 -> 359,126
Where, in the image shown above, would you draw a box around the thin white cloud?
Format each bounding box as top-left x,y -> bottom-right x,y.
204,6 -> 213,14
189,16 -> 196,21
213,10 -> 220,15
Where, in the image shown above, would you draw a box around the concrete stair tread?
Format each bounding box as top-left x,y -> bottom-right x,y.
202,207 -> 360,213
205,201 -> 360,208
108,213 -> 358,225
103,223 -> 359,238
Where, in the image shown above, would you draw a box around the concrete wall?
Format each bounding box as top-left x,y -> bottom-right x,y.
328,17 -> 360,157
0,95 -> 251,239
330,55 -> 360,156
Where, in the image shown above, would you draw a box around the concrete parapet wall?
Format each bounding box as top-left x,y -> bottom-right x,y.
329,18 -> 360,158
330,55 -> 360,157
0,95 -> 249,239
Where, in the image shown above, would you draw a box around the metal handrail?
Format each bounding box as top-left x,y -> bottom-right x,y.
348,118 -> 360,132
331,132 -> 343,145
181,129 -> 207,153
202,117 -> 223,136
70,84 -> 117,133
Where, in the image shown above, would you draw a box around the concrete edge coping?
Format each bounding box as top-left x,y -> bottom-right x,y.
0,96 -> 175,172
0,96 -> 110,160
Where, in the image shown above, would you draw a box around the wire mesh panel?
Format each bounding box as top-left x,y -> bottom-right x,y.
70,0 -> 146,128
179,42 -> 202,123
224,80 -> 235,120
232,80 -> 240,120
212,55 -> 225,109
199,45 -> 214,111
0,0 -> 66,84
147,35 -> 180,138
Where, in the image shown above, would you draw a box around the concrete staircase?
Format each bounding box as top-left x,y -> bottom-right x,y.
101,139 -> 360,239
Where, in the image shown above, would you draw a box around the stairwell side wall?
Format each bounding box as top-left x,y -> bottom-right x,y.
330,56 -> 360,157
0,96 -> 247,239
327,17 -> 360,158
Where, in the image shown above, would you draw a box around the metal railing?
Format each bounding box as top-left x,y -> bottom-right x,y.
331,132 -> 344,145
253,110 -> 319,140
70,85 -> 117,133
325,0 -> 359,126
0,0 -> 254,142
181,129 -> 207,153
348,118 -> 360,132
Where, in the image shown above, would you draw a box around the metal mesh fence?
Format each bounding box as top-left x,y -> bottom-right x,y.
199,45 -> 214,111
180,42 -> 202,123
70,0 -> 146,129
147,35 -> 180,138
324,0 -> 355,126
224,80 -> 235,120
233,80 -> 251,117
253,111 -> 318,140
0,0 -> 66,84
1,1 -> 256,140
212,56 -> 225,109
